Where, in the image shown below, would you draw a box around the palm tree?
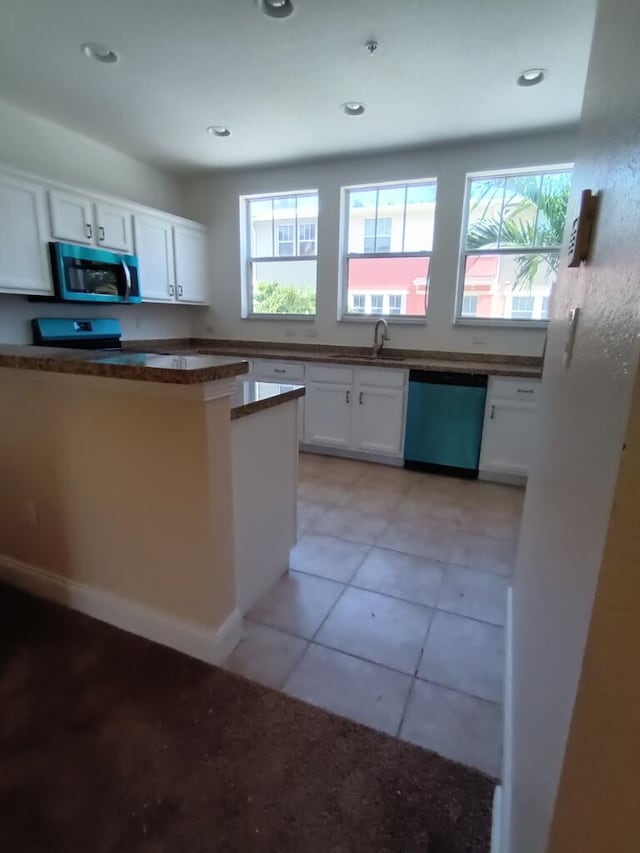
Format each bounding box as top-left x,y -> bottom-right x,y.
466,173 -> 571,290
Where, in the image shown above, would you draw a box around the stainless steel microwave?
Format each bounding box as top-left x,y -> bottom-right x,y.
49,241 -> 141,304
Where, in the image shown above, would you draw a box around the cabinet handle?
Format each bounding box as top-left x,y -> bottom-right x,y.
86,223 -> 92,239
517,387 -> 534,394
177,285 -> 184,297
99,226 -> 105,241
168,285 -> 175,296
359,392 -> 364,405
490,404 -> 496,420
274,368 -> 286,374
346,390 -> 350,404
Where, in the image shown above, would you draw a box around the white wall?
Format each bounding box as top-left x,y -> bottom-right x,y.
183,128 -> 576,356
0,99 -> 184,213
0,296 -> 197,345
506,0 -> 640,849
0,99 -> 202,344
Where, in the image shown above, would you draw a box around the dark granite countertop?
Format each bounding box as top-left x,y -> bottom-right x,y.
230,378 -> 305,421
124,338 -> 543,379
0,345 -> 249,385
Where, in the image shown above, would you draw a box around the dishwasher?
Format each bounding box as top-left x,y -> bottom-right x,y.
404,370 -> 488,479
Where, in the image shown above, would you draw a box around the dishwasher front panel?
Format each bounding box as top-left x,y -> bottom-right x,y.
404,371 -> 488,478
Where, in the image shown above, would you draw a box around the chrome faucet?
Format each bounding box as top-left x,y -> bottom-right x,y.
372,318 -> 390,357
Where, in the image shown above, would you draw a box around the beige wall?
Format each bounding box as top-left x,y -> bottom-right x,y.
507,0 -> 640,849
0,370 -> 236,630
546,368 -> 640,851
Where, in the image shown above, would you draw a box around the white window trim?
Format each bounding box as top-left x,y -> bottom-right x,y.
453,163 -> 573,327
240,189 -> 319,319
339,178 -> 436,321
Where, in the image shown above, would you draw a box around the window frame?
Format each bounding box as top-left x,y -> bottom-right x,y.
241,189 -> 319,320
339,178 -> 437,324
454,163 -> 573,328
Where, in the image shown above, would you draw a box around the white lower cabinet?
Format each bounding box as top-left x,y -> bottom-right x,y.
479,376 -> 541,480
352,383 -> 405,456
304,382 -> 353,447
304,364 -> 407,458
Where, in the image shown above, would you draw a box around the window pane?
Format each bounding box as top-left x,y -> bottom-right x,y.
351,294 -> 366,313
247,192 -> 318,260
535,172 -> 572,247
346,256 -> 429,317
465,178 -> 505,249
404,184 -> 436,252
461,294 -> 478,316
251,260 -> 316,315
348,190 -> 377,253
461,252 -> 558,321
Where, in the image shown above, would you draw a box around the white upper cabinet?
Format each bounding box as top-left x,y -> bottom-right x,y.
48,189 -> 93,244
173,224 -> 209,304
95,202 -> 133,253
0,174 -> 52,295
133,213 -> 176,302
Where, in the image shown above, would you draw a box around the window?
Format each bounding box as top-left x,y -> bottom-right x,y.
364,217 -> 392,252
461,294 -> 478,316
511,296 -> 535,319
458,167 -> 572,323
244,190 -> 318,316
343,179 -> 437,319
371,294 -> 384,314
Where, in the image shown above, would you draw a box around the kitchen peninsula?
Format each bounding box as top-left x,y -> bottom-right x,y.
0,345 -> 304,663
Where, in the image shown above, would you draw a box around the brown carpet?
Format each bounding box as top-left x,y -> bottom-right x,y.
0,584 -> 494,853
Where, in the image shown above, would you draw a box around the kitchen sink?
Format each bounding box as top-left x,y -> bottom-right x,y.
326,353 -> 405,365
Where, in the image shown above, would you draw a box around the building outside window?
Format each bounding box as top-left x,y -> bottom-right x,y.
351,294 -> 366,313
458,166 -> 572,323
342,179 -> 437,319
243,190 -> 318,316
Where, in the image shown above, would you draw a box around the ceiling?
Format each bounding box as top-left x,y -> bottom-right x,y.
0,0 -> 597,172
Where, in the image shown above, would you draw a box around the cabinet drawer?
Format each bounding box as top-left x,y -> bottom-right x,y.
254,359 -> 304,381
355,366 -> 407,389
307,364 -> 353,384
488,376 -> 540,402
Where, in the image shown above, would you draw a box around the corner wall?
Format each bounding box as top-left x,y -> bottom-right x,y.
182,128 -> 576,357
507,0 -> 640,848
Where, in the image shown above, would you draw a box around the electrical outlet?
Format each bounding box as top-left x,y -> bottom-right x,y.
204,323 -> 214,333
472,336 -> 487,346
304,328 -> 318,338
135,315 -> 142,329
284,328 -> 296,338
24,500 -> 39,529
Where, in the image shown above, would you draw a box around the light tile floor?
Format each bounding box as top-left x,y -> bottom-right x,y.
224,452 -> 524,778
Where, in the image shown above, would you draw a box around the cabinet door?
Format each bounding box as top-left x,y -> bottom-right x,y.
95,202 -> 133,253
173,224 -> 209,304
48,189 -> 93,244
134,213 -> 176,302
352,384 -> 406,456
479,399 -> 538,477
0,174 -> 52,295
304,382 -> 352,448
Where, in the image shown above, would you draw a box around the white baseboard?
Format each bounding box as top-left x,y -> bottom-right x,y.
0,555 -> 243,666
491,785 -> 502,853
492,585 -> 514,853
479,470 -> 527,488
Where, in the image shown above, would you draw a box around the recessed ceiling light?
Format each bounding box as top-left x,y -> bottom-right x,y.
82,43 -> 119,64
517,68 -> 546,87
258,0 -> 294,19
342,102 -> 366,116
207,125 -> 231,137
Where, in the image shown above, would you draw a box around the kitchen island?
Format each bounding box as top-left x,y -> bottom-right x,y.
0,346 -> 303,663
